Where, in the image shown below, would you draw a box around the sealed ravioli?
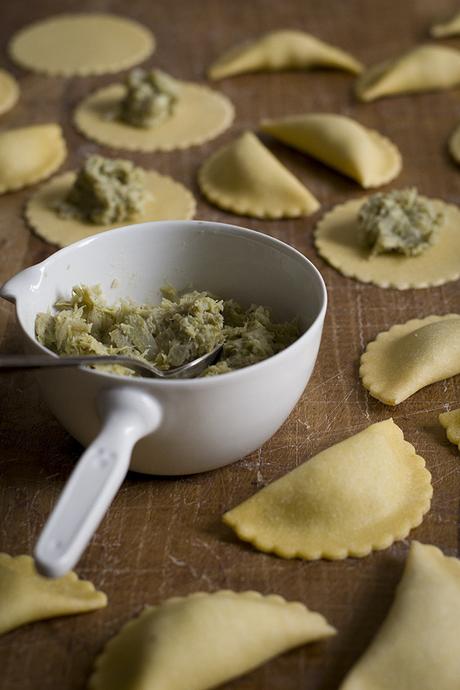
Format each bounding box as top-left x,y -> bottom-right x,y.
9,13 -> 154,76
261,113 -> 401,188
26,160 -> 195,247
89,590 -> 335,690
340,542 -> 460,690
315,194 -> 460,289
0,553 -> 106,635
431,10 -> 460,37
74,71 -> 233,152
356,44 -> 460,101
209,29 -> 362,80
360,315 -> 460,406
0,124 -> 66,194
0,69 -> 19,115
439,409 -> 460,451
198,131 -> 319,219
224,419 -> 432,560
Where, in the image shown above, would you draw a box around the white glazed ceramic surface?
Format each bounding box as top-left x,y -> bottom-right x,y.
1,220 -> 327,475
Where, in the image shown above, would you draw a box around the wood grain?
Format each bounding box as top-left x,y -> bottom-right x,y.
0,0 -> 459,688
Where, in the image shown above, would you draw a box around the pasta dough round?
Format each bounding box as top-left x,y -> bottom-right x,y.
26,169 -> 196,247
360,314 -> 460,406
208,30 -> 362,80
89,591 -> 335,690
0,124 -> 66,194
224,419 -> 432,560
261,113 -> 401,188
0,69 -> 19,116
0,553 -> 106,635
356,44 -> 460,101
9,13 -> 154,77
198,131 -> 320,218
340,542 -> 460,690
74,82 -> 234,152
315,196 -> 460,289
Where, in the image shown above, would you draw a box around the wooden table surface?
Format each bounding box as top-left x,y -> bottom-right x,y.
1,0 -> 459,688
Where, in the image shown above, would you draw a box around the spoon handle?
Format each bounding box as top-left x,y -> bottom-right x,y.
34,388 -> 163,578
0,354 -> 150,375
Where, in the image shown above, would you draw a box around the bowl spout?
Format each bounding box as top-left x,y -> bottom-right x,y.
0,264 -> 44,303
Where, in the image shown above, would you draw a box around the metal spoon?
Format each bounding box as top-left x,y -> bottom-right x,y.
0,344 -> 223,379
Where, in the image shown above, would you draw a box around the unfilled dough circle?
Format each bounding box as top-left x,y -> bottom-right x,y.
74,83 -> 234,152
26,170 -> 196,247
315,196 -> 460,289
9,14 -> 155,76
0,70 -> 19,115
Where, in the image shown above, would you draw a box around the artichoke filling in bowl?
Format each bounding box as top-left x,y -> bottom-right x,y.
35,285 -> 300,376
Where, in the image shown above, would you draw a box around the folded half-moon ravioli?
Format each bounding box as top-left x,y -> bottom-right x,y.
340,542 -> 460,690
356,44 -> 460,101
439,408 -> 460,451
198,131 -> 319,218
431,10 -> 460,37
315,196 -> 460,289
0,124 -> 66,194
360,315 -> 460,405
261,113 -> 401,188
208,29 -> 362,80
224,419 -> 432,560
0,69 -> 19,116
88,591 -> 335,690
0,553 -> 107,635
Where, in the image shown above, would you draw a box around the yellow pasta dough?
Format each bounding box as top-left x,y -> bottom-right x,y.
0,553 -> 107,635
448,122 -> 460,165
9,13 -> 154,76
26,169 -> 196,248
439,408 -> 460,451
261,113 -> 401,188
356,44 -> 460,101
198,131 -> 320,218
74,81 -> 233,152
360,315 -> 460,406
89,591 -> 335,690
208,29 -> 362,80
224,419 -> 432,560
340,542 -> 460,690
0,69 -> 19,116
315,196 -> 460,289
431,11 -> 460,37
0,124 -> 66,194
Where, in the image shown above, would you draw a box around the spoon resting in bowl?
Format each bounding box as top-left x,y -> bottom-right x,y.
0,344 -> 223,379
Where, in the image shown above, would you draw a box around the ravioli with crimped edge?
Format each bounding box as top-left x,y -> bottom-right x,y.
224,419 -> 432,560
340,542 -> 460,690
88,590 -> 335,690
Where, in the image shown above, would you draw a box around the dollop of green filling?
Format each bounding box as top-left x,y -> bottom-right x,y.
55,155 -> 147,225
119,68 -> 180,128
35,285 -> 300,377
358,188 -> 444,257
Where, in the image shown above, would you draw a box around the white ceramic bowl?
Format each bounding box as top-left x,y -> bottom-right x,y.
1,220 -> 327,575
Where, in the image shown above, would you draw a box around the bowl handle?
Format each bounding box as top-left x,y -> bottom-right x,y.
34,387 -> 162,578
